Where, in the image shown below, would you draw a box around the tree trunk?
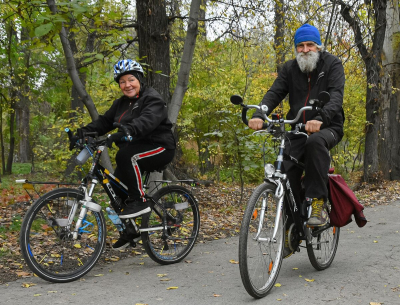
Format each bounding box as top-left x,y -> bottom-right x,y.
17,105 -> 30,163
6,95 -> 16,175
46,0 -> 98,121
137,0 -> 171,102
46,0 -> 113,172
274,0 -> 285,74
168,0 -> 201,126
17,27 -> 32,163
199,0 -> 207,38
0,100 -> 5,176
338,0 -> 387,182
380,0 -> 400,180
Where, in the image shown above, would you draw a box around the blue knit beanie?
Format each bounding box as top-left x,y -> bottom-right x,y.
294,24 -> 321,46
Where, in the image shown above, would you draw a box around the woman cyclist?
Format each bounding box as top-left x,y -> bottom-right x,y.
70,59 -> 176,249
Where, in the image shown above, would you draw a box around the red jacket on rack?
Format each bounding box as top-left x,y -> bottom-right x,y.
328,174 -> 367,228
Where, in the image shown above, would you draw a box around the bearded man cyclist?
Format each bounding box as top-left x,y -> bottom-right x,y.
249,24 -> 345,234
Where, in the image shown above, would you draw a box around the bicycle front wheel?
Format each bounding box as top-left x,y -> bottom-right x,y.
239,182 -> 284,299
306,205 -> 340,270
20,188 -> 106,283
141,185 -> 200,265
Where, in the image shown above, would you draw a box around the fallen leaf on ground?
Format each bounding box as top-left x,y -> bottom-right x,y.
305,278 -> 315,282
229,259 -> 239,264
22,282 -> 36,288
167,286 -> 178,290
16,271 -> 31,277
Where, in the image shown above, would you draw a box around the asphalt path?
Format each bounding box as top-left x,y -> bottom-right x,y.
2,200 -> 400,305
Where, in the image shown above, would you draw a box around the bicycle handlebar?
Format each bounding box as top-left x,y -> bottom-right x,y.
230,91 -> 330,129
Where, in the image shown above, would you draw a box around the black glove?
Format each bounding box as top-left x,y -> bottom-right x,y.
106,132 -> 125,147
69,134 -> 81,151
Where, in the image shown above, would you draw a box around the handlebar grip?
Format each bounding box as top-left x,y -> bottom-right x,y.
113,122 -> 132,141
241,108 -> 249,125
65,128 -> 73,140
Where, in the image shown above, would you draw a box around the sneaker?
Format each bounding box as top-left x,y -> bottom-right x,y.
119,201 -> 151,219
112,236 -> 131,250
307,198 -> 328,227
112,232 -> 141,250
283,229 -> 294,259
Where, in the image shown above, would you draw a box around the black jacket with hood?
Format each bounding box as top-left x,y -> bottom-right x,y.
253,51 -> 345,140
81,85 -> 176,149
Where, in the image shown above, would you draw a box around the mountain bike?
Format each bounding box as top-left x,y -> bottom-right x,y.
231,92 -> 340,298
18,124 -> 200,283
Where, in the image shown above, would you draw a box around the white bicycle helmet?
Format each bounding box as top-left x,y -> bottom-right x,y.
114,59 -> 144,83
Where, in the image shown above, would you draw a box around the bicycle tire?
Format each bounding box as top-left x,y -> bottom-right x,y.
239,182 -> 284,298
306,200 -> 340,271
20,188 -> 106,283
141,185 -> 200,265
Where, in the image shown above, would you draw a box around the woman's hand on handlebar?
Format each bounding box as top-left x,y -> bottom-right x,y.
106,132 -> 124,148
248,118 -> 265,131
305,120 -> 323,135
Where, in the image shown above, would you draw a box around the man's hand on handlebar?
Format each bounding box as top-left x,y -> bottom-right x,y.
305,120 -> 323,135
248,118 -> 265,131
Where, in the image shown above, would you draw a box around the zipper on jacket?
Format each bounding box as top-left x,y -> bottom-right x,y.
118,101 -> 132,123
303,75 -> 311,123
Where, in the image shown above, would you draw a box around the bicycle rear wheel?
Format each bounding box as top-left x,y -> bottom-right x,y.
239,182 -> 284,299
20,188 -> 106,283
306,201 -> 340,270
141,185 -> 200,265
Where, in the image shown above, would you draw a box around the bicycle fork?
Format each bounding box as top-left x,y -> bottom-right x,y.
66,181 -> 101,240
254,181 -> 284,243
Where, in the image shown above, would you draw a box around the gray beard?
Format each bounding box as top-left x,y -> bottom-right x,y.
296,51 -> 320,73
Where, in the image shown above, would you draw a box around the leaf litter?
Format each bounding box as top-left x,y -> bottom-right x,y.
1,180 -> 399,284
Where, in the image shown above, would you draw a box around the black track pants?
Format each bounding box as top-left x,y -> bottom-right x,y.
114,142 -> 175,201
283,128 -> 340,203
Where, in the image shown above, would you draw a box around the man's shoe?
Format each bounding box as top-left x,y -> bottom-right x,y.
307,198 -> 328,227
119,201 -> 151,219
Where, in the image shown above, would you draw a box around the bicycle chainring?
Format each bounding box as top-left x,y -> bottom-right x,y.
287,223 -> 301,251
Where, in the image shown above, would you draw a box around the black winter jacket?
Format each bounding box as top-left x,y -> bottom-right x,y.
254,51 -> 345,140
81,85 -> 176,149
